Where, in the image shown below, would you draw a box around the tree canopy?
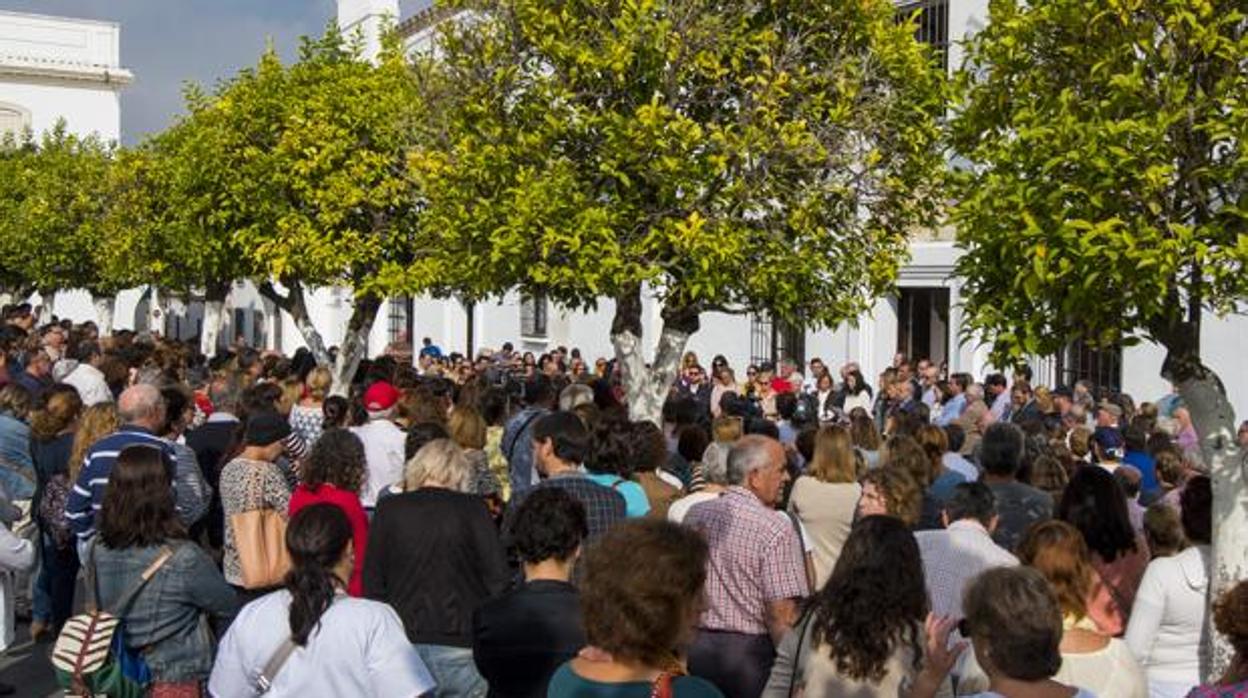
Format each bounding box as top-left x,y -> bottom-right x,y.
413,0 -> 946,419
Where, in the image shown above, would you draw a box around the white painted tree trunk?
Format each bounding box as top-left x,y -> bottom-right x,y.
1177,373 -> 1245,680
331,324 -> 371,398
146,286 -> 165,335
92,295 -> 115,337
201,299 -> 225,357
611,325 -> 691,425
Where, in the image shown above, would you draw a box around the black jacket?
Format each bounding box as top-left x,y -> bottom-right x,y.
364,488 -> 509,647
472,580 -> 585,698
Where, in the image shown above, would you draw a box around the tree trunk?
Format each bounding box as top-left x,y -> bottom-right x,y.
145,285 -> 165,336
259,280 -> 331,365
92,295 -> 115,337
200,296 -> 226,357
609,287 -> 698,425
1160,340 -> 1244,681
331,294 -> 382,397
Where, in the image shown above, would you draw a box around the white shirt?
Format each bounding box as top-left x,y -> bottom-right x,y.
916,520 -> 1017,618
63,362 -> 113,406
351,419 -> 407,508
1125,545 -> 1210,689
209,590 -> 435,698
959,639 -> 1144,698
0,522 -> 33,652
942,452 -> 980,482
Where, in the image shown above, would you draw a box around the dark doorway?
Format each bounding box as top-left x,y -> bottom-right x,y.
897,288 -> 950,366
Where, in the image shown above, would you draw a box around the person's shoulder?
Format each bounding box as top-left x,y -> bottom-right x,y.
673,675 -> 726,697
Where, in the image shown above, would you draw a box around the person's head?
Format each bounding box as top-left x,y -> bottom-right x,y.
117,383 -> 166,431
284,503 -> 354,646
726,435 -> 788,506
881,435 -> 930,489
98,444 -> 184,549
1213,580 -> 1248,666
1010,380 -> 1032,407
915,425 -> 949,484
984,373 -> 1007,396
531,411 -> 589,475
677,425 -> 711,465
1057,466 -> 1138,563
963,567 -> 1063,682
585,419 -> 634,478
242,412 -> 291,462
857,467 -> 921,526
980,422 -> 1025,478
321,395 -> 352,430
1180,475 -> 1212,545
362,380 -> 400,420
29,383 -> 82,441
303,428 -> 366,495
558,383 -> 594,412
0,384 -> 32,422
699,442 -> 732,486
509,486 -> 587,573
403,438 -> 472,492
447,406 -> 487,451
816,372 -> 834,392
70,403 -> 121,482
850,412 -> 881,451
712,415 -> 743,443
580,520 -> 708,668
1143,503 -> 1187,558
158,384 -> 195,439
810,515 -> 927,681
943,482 -> 997,530
949,373 -> 970,396
1016,520 -> 1097,620
629,420 -> 670,472
809,425 -> 856,484
1096,401 -> 1123,428
404,421 -> 449,461
1113,464 -> 1142,501
26,349 -> 52,378
1153,447 -> 1184,488
304,366 -> 332,402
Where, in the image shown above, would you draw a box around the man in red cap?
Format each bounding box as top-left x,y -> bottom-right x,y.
351,380 -> 405,511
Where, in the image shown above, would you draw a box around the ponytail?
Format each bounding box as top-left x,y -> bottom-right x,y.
284,504 -> 352,646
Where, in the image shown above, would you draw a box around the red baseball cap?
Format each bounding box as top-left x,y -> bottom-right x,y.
363,381 -> 400,411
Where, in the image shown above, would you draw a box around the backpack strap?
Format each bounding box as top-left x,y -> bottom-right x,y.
256,638 -> 298,693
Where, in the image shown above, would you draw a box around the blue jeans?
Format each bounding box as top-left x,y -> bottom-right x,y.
415,644 -> 487,698
33,530 -> 79,626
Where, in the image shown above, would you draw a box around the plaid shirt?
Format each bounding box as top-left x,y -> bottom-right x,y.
915,519 -> 1017,618
685,486 -> 808,635
507,470 -> 626,541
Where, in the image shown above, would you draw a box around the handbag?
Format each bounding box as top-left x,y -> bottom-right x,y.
230,462 -> 291,589
231,507 -> 290,589
51,545 -> 175,697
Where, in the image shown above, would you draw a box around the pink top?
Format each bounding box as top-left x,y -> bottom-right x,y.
1088,534 -> 1151,636
289,483 -> 369,597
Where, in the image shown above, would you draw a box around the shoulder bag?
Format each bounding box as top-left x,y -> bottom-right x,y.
52,545 -> 175,697
231,463 -> 291,589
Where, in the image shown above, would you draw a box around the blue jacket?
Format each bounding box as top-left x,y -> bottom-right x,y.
93,542 -> 237,682
66,426 -> 178,541
0,412 -> 34,500
502,407 -> 549,497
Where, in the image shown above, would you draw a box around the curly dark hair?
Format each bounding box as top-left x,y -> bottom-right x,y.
586,418 -> 633,477
1214,580 -> 1248,660
302,428 -> 366,494
808,515 -> 927,682
629,420 -> 668,472
580,519 -> 708,668
510,487 -> 587,564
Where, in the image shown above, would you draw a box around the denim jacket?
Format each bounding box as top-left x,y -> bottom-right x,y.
93,541 -> 238,682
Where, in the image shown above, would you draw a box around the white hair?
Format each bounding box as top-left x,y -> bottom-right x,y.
558,384 -> 594,412
701,442 -> 732,485
726,436 -> 778,485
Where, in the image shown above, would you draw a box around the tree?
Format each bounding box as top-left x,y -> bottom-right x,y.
194,27 -> 434,391
412,0 -> 946,422
949,0 -> 1247,674
0,124 -> 122,325
103,91 -> 255,356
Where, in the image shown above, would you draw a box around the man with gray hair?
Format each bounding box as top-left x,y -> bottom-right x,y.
684,435 -> 808,698
915,481 -> 1017,618
65,383 -> 178,547
666,442 -> 732,524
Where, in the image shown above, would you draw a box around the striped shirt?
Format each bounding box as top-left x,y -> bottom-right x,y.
65,425 -> 178,541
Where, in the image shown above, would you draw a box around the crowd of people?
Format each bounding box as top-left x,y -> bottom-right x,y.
0,303 -> 1243,698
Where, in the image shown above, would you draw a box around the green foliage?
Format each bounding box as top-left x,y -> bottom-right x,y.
189,25 -> 432,299
0,123 -> 118,296
951,0 -> 1248,364
412,0 -> 946,326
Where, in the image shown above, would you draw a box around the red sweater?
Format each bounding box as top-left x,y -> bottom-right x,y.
289,483 -> 369,597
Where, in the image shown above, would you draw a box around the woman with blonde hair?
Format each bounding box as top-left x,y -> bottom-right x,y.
289,366 -> 332,447
448,406 -> 502,501
915,425 -> 967,529
69,402 -> 122,485
857,467 -> 922,528
956,520 -> 1147,698
849,412 -> 881,469
788,426 -> 862,586
365,438 -> 508,696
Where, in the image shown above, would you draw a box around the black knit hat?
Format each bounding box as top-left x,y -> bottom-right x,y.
245,412 -> 291,447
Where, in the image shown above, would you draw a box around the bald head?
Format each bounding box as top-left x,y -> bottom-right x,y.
118,384 -> 166,430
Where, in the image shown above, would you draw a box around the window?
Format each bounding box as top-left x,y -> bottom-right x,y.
387,298 -> 410,343
0,103 -> 30,142
896,0 -> 950,71
1056,338 -> 1122,393
750,312 -> 805,367
520,293 -> 548,338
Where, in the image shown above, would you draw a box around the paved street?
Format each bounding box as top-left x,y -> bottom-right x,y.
1,622 -> 62,698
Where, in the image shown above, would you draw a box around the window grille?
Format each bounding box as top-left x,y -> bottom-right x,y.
520,293 -> 548,338
896,0 -> 950,71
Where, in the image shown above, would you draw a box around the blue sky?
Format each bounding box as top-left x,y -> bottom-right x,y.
4,0 -> 337,143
